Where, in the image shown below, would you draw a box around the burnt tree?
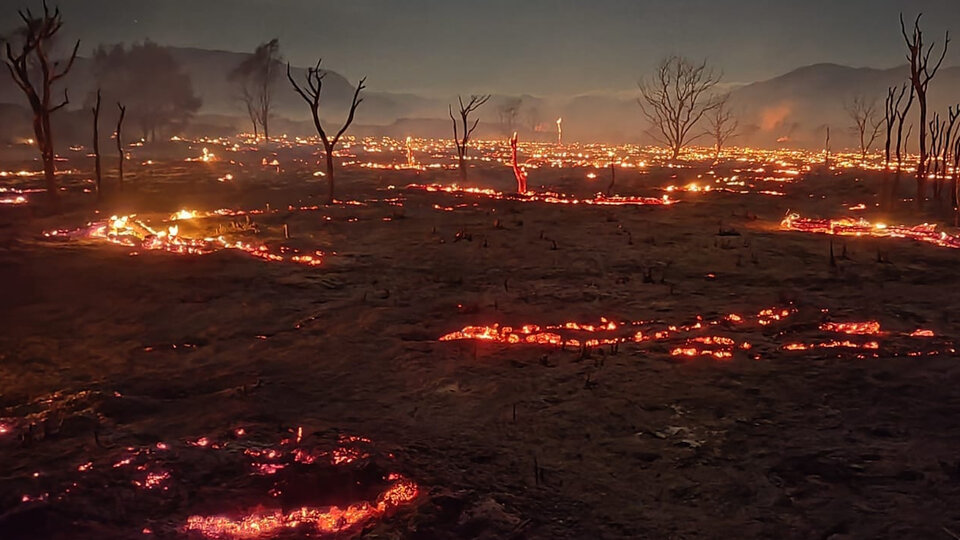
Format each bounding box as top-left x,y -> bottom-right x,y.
941,106 -> 959,205
901,13 -> 950,207
509,132 -> 528,194
116,103 -> 126,186
449,94 -> 491,183
954,135 -> 960,224
230,39 -> 282,140
929,114 -> 946,200
890,85 -> 915,207
638,56 -> 721,161
882,85 -> 912,208
883,85 -> 909,169
3,1 -> 80,206
845,95 -> 883,164
92,89 -> 102,200
707,93 -> 738,162
287,59 -> 365,204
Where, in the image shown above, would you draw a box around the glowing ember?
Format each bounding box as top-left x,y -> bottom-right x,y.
47,214 -> 325,267
406,183 -> 675,206
670,336 -> 750,360
782,213 -> 960,249
184,476 -> 418,539
438,305 -> 955,360
170,209 -> 201,220
135,471 -> 171,490
439,324 -> 565,347
186,147 -> 218,162
4,425 -> 417,538
441,309 -> 778,356
783,340 -> 880,351
757,308 -> 796,326
820,321 -> 882,335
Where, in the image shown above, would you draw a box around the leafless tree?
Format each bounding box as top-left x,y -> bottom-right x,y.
845,95 -> 883,164
237,80 -> 258,138
953,135 -> 960,224
3,1 -> 80,206
940,106 -> 959,204
498,97 -> 522,136
638,56 -> 721,161
929,114 -> 946,200
92,89 -> 102,200
882,84 -> 913,208
287,59 -> 365,204
509,132 -> 527,194
901,13 -> 950,207
892,86 -> 916,207
707,93 -> 737,161
883,85 -> 908,169
116,102 -> 126,186
230,39 -> 282,140
449,94 -> 491,182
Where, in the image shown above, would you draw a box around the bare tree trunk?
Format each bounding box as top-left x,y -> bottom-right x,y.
607,163 -> 616,196
42,142 -> 56,201
449,95 -> 491,184
116,103 -> 126,187
92,90 -> 102,201
953,137 -> 960,224
324,144 -> 335,204
4,4 -> 79,210
918,101 -> 929,208
287,60 -> 365,204
901,13 -> 950,210
509,132 -> 527,193
41,110 -> 56,203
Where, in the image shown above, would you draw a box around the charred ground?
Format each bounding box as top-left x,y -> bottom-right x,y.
1,144 -> 960,539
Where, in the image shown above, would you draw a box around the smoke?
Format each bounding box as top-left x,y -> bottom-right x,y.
760,102 -> 793,132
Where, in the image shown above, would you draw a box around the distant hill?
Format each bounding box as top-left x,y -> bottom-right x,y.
728,63 -> 960,148
1,45 -> 958,149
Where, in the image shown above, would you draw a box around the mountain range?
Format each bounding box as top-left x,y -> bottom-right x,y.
1,45 -> 958,150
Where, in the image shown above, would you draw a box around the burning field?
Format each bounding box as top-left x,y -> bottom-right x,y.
3,138 -> 960,538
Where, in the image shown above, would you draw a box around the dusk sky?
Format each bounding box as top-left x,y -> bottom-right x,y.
2,0 -> 958,96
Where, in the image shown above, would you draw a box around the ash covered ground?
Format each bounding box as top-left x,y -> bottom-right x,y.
2,140 -> 960,539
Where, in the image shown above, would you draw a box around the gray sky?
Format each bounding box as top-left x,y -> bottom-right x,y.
3,0 -> 958,96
